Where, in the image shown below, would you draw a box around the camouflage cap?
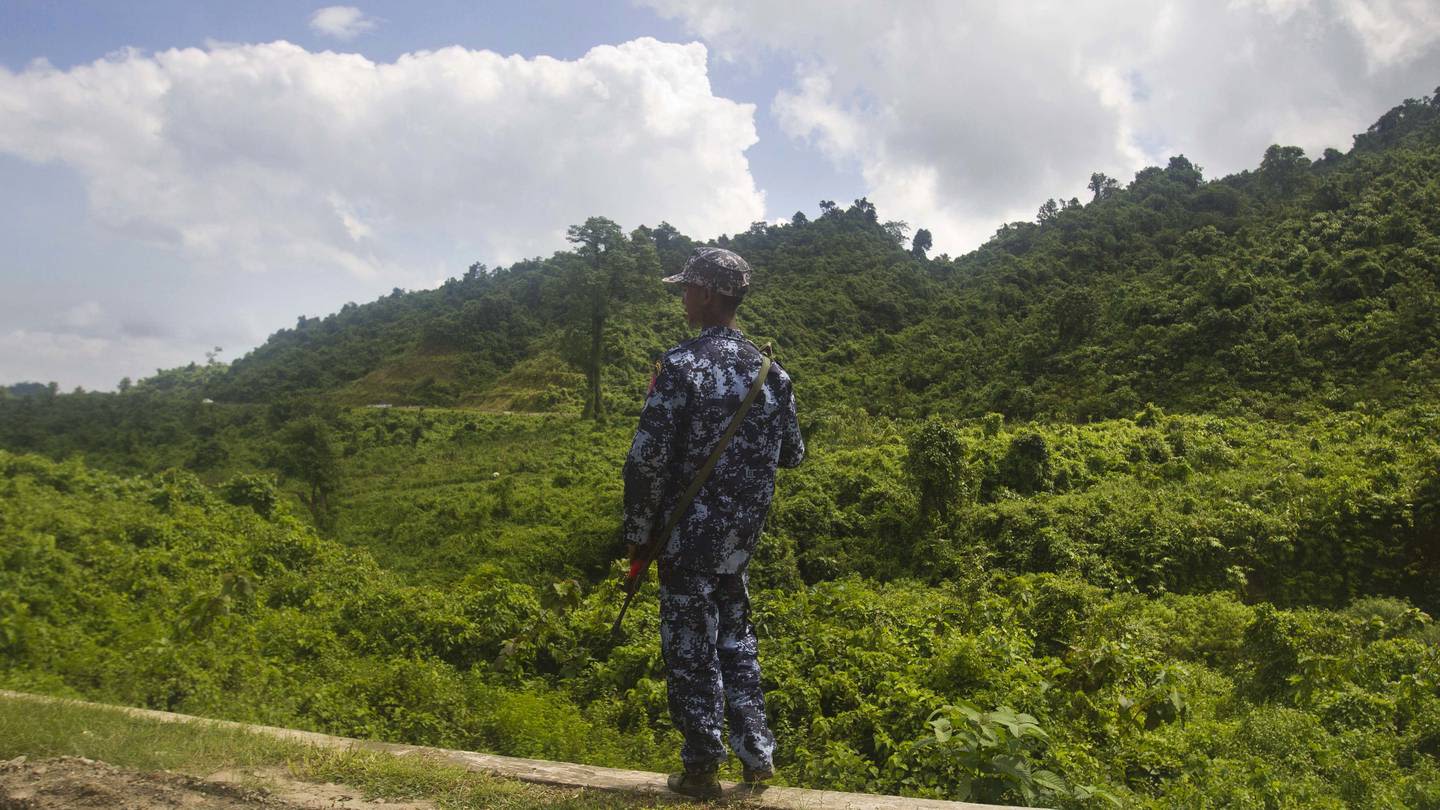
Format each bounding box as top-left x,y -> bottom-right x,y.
662,247 -> 752,297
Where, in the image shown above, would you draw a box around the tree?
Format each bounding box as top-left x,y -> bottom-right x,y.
1411,455 -> 1440,586
1088,172 -> 1120,202
1165,155 -> 1203,189
117,377 -> 133,394
1037,199 -> 1060,224
1053,288 -> 1099,345
912,228 -> 933,258
1259,144 -> 1311,195
1000,432 -> 1052,494
883,219 -> 910,246
905,417 -> 967,525
562,217 -> 657,422
275,416 -> 340,528
649,221 -> 693,276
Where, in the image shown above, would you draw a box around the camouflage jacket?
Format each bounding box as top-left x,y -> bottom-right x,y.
622,325 -> 805,573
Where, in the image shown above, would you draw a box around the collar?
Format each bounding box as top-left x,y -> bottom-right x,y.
699,325 -> 744,341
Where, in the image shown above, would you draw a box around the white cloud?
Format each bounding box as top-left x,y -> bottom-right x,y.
0,329 -> 198,390
644,0 -> 1440,254
0,38 -> 763,276
0,37 -> 765,389
773,67 -> 863,162
1336,0 -> 1440,69
60,301 -> 102,330
1231,0 -> 1314,21
309,6 -> 379,40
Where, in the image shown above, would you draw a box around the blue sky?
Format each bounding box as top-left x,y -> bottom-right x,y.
3,1 -> 1438,390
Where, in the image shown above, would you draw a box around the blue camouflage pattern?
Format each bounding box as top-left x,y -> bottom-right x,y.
658,561 -> 775,772
623,322 -> 804,774
622,325 -> 805,573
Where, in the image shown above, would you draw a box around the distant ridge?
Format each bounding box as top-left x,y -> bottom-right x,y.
185,87 -> 1440,421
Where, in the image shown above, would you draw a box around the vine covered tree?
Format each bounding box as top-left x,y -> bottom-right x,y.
905,416 -> 966,524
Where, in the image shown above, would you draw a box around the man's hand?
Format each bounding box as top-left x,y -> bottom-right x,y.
624,543 -> 647,582
625,541 -> 657,583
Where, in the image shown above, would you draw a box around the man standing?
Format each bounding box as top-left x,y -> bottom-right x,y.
622,247 -> 806,799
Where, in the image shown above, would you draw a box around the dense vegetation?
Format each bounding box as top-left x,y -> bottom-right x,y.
3,89 -> 1440,807
3,405 -> 1439,807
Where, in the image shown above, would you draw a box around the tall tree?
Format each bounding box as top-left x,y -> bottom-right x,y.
1088,172 -> 1120,202
562,217 -> 657,422
648,221 -> 694,276
883,219 -> 910,246
1259,144 -> 1311,196
1165,155 -> 1203,188
911,228 -> 933,258
274,416 -> 340,528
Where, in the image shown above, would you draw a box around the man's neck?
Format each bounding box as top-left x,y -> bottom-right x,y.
698,318 -> 737,332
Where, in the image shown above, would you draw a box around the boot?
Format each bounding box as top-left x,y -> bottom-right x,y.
742,764 -> 774,785
667,767 -> 722,800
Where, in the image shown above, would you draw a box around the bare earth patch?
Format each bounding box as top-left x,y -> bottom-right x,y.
0,756 -> 434,810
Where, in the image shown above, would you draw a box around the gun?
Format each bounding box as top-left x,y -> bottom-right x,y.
610,538 -> 659,640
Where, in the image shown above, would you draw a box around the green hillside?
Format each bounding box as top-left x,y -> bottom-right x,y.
179,90 -> 1440,421
4,409 -> 1440,807
3,88 -> 1440,808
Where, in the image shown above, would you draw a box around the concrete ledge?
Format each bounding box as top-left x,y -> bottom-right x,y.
1,690 -> 1028,809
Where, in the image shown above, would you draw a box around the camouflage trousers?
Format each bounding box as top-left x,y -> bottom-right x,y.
658,561 -> 776,772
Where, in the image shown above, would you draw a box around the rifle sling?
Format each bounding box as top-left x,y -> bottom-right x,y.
645,353 -> 772,565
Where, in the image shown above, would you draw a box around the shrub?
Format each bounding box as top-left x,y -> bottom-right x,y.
220,473 -> 279,518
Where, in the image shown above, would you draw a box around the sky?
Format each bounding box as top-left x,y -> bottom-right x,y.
2,1 -> 1439,391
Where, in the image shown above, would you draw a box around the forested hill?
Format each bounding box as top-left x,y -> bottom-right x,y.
200,88 -> 1440,420
5,89 -> 1440,810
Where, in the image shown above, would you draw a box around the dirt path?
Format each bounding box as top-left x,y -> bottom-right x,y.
0,756 -> 433,810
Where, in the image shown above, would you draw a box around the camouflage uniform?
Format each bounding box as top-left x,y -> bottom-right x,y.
622,248 -> 805,774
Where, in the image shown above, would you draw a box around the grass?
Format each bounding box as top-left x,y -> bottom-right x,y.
0,693 -> 297,774
0,694 -> 700,809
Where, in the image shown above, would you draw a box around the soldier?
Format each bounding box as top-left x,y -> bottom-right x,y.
622,247 -> 806,799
